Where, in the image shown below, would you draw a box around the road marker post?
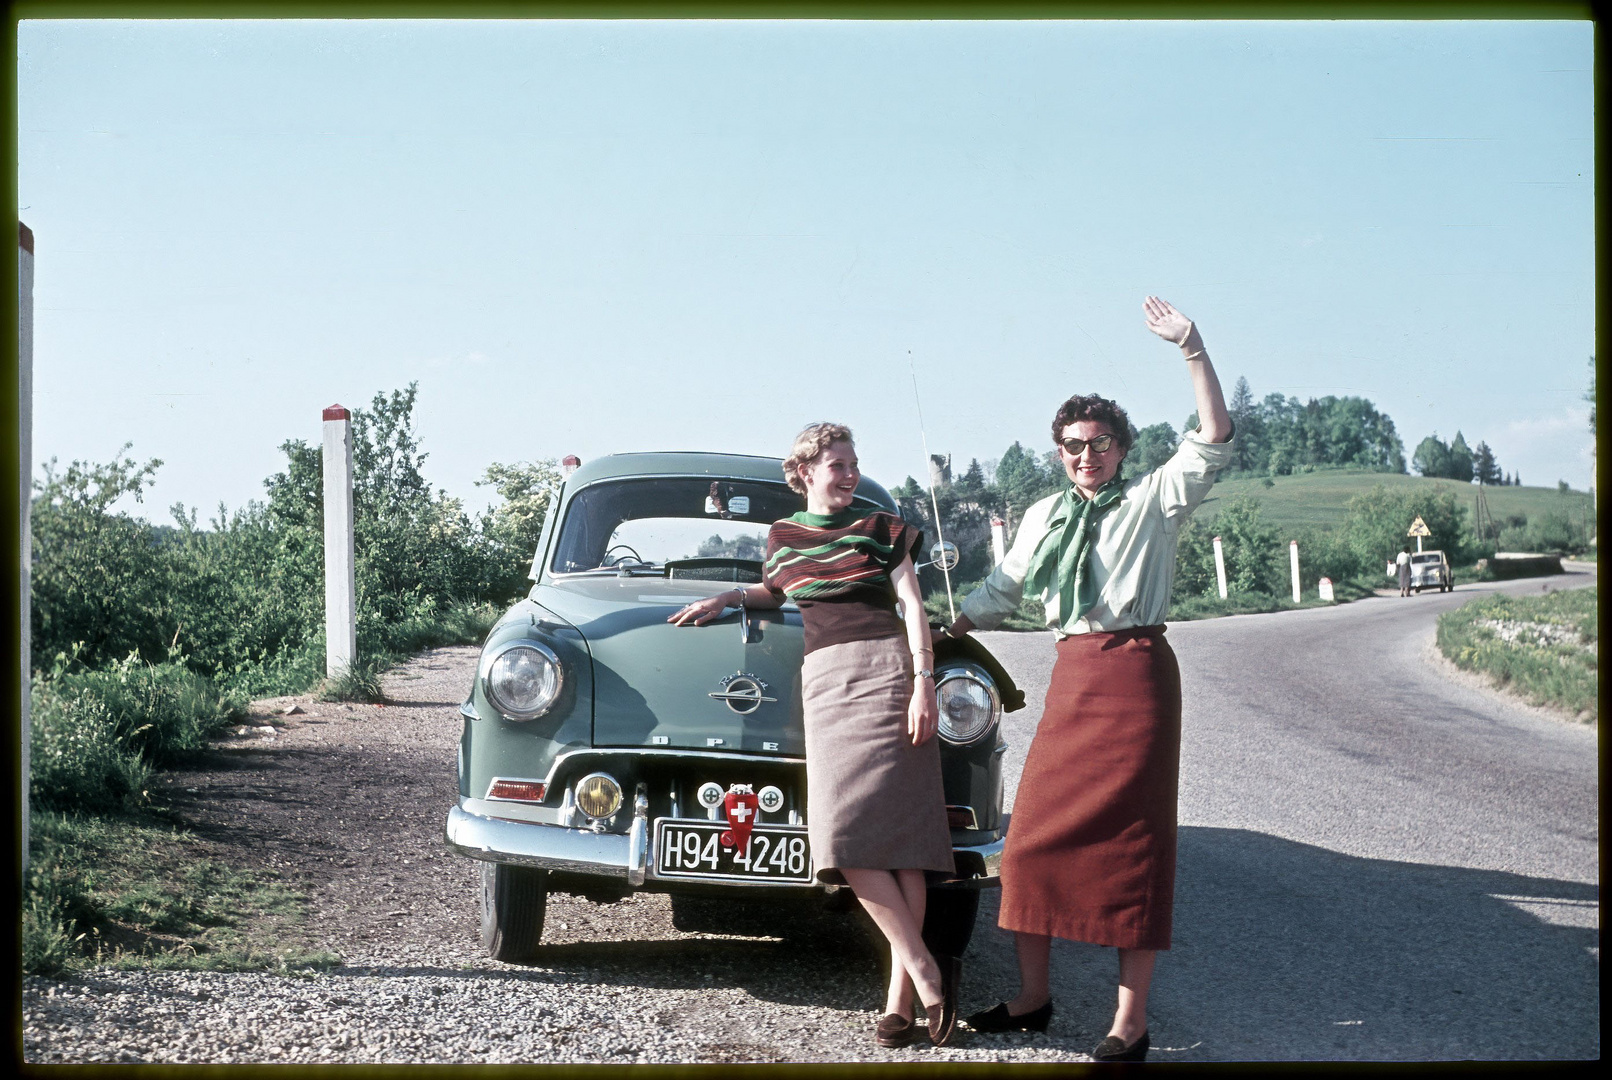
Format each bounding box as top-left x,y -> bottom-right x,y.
19,222 -> 33,874
1290,540 -> 1301,604
322,405 -> 356,678
990,516 -> 1007,567
1319,577 -> 1335,602
1212,535 -> 1228,599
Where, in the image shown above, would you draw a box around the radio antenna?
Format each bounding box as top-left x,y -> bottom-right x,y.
908,353 -> 957,623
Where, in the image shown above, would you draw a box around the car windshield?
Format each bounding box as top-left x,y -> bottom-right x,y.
1411,553 -> 1441,564
551,476 -> 881,580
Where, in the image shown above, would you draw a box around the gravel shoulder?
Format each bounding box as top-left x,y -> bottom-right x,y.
22,645 -> 1091,1065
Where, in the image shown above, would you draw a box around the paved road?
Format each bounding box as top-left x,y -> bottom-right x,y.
968,565 -> 1598,1061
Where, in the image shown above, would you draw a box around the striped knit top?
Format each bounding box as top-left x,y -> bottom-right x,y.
763,510 -> 924,655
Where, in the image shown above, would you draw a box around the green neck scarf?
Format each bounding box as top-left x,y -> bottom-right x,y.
1024,480 -> 1125,622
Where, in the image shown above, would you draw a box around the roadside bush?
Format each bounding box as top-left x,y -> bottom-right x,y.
29,657 -> 243,813
29,678 -> 153,814
1436,587 -> 1597,720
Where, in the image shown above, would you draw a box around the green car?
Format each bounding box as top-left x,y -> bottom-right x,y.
444,451 -> 1023,962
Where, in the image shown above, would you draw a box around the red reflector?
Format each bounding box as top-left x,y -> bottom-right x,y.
488,780 -> 546,803
945,806 -> 976,829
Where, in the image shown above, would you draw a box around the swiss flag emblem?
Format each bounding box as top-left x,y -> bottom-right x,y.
721,790 -> 761,855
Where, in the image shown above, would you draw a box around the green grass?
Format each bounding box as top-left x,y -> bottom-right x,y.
24,811 -> 340,976
1198,471 -> 1595,537
1436,587 -> 1598,722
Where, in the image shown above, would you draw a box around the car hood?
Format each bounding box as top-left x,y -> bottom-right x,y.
533,575 -> 805,756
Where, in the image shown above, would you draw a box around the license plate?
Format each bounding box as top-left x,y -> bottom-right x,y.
653,819 -> 814,884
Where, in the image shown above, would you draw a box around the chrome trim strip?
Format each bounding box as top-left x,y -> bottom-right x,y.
541,747 -> 806,790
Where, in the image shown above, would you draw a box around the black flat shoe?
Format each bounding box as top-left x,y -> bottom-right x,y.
1092,1030 -> 1149,1062
965,1000 -> 1053,1033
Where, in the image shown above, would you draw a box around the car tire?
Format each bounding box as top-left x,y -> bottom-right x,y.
921,885 -> 981,960
480,861 -> 548,963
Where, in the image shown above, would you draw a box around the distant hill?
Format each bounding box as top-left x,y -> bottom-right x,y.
1194,470 -> 1596,536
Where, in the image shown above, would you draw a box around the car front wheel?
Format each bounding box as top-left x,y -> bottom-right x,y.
480,862 -> 548,963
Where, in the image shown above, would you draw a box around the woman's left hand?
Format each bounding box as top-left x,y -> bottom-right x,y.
1144,295 -> 1202,350
908,676 -> 938,746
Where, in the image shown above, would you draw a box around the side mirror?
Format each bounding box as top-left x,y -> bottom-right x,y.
919,540 -> 959,571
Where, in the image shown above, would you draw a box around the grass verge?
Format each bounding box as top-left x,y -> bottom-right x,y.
1436,587 -> 1598,722
25,811 -> 341,976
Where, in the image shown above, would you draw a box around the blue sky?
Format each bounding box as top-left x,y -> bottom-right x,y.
17,19 -> 1595,520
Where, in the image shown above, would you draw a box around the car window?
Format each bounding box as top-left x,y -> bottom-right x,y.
552,477 -> 863,574
1411,553 -> 1440,564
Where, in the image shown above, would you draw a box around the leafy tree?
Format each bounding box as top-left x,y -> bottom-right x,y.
1125,423 -> 1178,479
30,447 -> 169,671
1344,484 -> 1470,570
477,459 -> 564,603
1412,433 -> 1452,478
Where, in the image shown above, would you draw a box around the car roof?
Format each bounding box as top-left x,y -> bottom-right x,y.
562,451 -> 898,511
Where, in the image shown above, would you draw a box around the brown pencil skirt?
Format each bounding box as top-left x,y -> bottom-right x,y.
997,625 -> 1182,951
801,635 -> 956,886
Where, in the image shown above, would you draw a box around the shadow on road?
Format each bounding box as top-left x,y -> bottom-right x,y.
1158,827 -> 1600,1060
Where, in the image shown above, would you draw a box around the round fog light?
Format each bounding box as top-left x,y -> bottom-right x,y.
575,772 -> 623,819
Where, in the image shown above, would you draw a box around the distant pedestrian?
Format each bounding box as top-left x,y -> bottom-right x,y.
1397,548 -> 1412,597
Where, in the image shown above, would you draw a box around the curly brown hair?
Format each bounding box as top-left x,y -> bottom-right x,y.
1050,394 -> 1133,454
782,422 -> 854,495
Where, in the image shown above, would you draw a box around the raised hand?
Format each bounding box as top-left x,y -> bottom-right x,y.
1143,295 -> 1199,349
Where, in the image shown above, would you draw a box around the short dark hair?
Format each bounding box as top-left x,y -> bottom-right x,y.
1050,394 -> 1133,453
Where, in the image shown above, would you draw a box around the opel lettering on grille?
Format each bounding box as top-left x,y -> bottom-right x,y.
709,672 -> 777,715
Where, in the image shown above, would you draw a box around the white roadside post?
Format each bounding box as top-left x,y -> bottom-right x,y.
19,222 -> 34,874
322,405 -> 356,678
990,516 -> 1007,567
1289,540 -> 1302,604
1319,577 -> 1335,602
1212,535 -> 1228,599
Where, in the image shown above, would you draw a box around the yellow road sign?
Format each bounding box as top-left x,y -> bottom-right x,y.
1408,516 -> 1431,537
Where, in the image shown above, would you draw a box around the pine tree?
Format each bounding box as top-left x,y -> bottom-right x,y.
1447,432 -> 1475,482
1472,441 -> 1501,486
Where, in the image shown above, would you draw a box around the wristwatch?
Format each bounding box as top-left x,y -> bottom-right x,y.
914,669 -> 934,680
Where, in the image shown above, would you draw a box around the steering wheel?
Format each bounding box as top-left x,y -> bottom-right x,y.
602,544 -> 645,567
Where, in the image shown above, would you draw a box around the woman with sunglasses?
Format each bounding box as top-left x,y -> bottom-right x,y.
942,296 -> 1234,1062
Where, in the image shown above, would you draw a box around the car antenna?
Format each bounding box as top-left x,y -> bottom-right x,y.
908,351 -> 957,623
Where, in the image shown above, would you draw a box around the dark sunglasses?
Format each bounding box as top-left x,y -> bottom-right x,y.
1059,434 -> 1116,456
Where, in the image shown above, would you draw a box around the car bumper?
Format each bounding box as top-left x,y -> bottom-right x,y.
445,802 -> 1005,889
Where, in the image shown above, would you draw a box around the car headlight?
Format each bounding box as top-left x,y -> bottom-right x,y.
575,772 -> 623,820
935,666 -> 1000,745
485,643 -> 564,720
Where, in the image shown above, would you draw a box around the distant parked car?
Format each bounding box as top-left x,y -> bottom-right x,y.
444,451 -> 1024,963
1408,550 -> 1453,593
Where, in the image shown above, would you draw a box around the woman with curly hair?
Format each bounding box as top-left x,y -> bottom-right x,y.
669,422 -> 961,1049
945,297 -> 1235,1062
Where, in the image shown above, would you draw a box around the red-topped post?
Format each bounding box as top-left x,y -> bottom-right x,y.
990,515 -> 1007,567
322,405 -> 356,677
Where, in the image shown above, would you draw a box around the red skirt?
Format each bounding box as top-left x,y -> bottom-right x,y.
997,626 -> 1182,951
